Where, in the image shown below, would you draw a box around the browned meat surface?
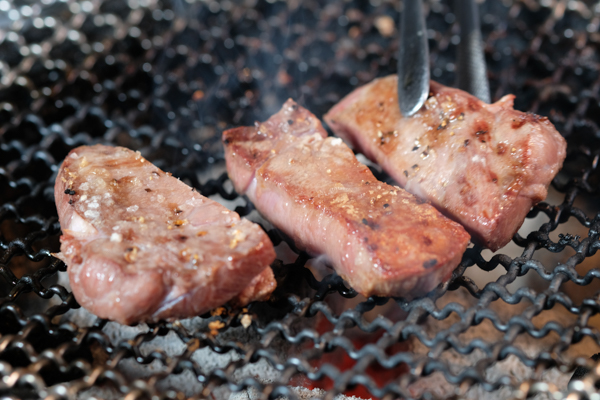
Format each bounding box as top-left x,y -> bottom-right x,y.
223,100 -> 470,298
324,75 -> 567,251
231,267 -> 277,307
54,145 -> 276,325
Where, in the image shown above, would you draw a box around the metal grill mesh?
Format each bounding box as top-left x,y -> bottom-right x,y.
1,0 -> 600,398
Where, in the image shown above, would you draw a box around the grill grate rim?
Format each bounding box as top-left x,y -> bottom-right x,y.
1,0 -> 600,399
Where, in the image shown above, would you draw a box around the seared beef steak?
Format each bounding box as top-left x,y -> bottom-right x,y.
54,145 -> 276,325
223,100 -> 470,298
325,76 -> 567,251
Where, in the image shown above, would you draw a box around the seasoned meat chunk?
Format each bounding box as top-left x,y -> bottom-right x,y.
54,145 -> 276,325
223,100 -> 470,298
324,75 -> 567,251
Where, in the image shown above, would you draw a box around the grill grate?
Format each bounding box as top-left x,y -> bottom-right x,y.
2,0 -> 600,399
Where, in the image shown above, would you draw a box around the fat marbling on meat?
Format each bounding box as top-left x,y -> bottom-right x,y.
54,145 -> 276,325
223,100 -> 470,298
324,75 -> 567,251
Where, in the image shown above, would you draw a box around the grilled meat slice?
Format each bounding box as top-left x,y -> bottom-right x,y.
223,100 -> 470,298
54,145 -> 276,325
324,75 -> 567,251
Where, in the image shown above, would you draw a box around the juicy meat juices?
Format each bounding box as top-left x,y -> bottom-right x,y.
324,76 -> 567,251
54,145 -> 275,325
223,100 -> 470,298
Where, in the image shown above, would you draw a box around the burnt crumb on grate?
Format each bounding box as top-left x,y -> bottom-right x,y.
1,0 -> 600,399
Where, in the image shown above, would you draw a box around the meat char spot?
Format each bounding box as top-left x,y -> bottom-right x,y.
177,235 -> 188,242
496,143 -> 507,155
473,120 -> 490,142
512,115 -> 527,129
361,218 -> 379,230
145,188 -> 152,192
64,188 -> 76,195
423,259 -> 437,269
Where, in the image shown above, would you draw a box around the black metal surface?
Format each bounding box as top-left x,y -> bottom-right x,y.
1,0 -> 600,399
397,0 -> 429,116
455,0 -> 490,103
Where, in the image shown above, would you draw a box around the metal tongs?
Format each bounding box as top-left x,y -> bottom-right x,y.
398,0 -> 490,116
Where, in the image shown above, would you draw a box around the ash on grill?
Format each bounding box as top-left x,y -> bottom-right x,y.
1,0 -> 600,399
